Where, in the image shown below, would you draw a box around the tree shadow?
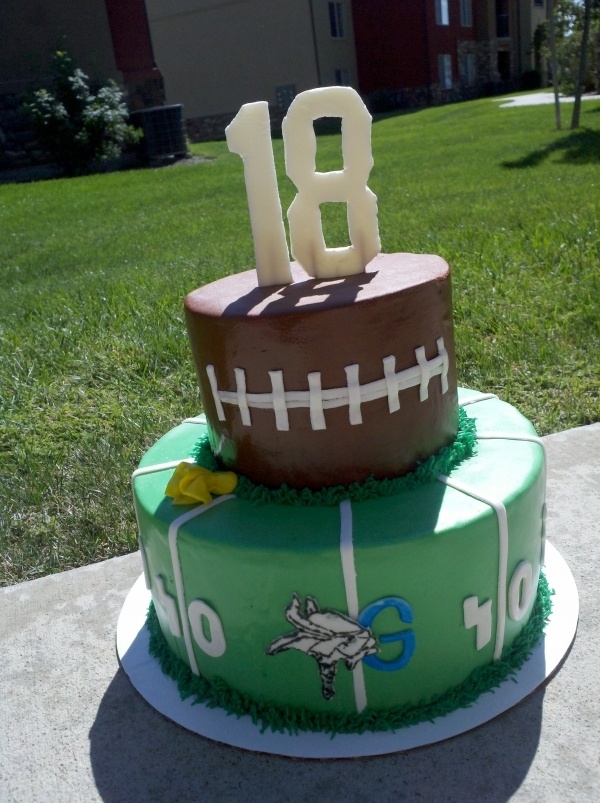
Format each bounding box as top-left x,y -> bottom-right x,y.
502,127 -> 600,168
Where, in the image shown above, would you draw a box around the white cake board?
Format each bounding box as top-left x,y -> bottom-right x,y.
116,541 -> 577,759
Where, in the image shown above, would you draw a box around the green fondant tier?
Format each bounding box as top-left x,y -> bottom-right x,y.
146,573 -> 551,734
133,389 -> 546,721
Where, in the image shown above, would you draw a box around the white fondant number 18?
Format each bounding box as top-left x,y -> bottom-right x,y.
226,87 -> 380,285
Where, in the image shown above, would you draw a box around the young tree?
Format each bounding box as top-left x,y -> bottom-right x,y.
538,1 -> 599,129
548,0 -> 562,129
26,50 -> 140,176
571,0 -> 595,128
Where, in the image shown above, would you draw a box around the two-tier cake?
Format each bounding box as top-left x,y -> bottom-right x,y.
131,87 -> 548,734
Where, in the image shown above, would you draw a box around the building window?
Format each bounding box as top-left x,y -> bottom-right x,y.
335,68 -> 350,86
465,53 -> 477,86
276,85 -> 296,110
496,0 -> 509,37
329,2 -> 345,38
497,50 -> 511,81
439,54 -> 453,89
435,0 -> 450,26
460,0 -> 473,27
534,0 -> 544,6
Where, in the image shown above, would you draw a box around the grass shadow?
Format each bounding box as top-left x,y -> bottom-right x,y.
503,127 -> 600,168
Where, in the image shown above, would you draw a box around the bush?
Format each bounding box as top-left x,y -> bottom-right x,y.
557,29 -> 597,95
25,50 -> 140,176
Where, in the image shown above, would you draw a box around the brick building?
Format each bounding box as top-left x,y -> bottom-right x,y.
1,0 -> 547,163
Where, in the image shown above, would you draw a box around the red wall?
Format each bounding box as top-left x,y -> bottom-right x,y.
351,0 -> 478,94
351,0 -> 430,93
425,1 -> 478,87
104,0 -> 157,81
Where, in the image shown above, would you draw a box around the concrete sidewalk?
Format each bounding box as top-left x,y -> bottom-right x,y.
495,91 -> 599,108
2,423 -> 599,802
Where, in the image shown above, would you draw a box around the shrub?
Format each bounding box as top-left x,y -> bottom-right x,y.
25,50 -> 140,176
557,29 -> 597,95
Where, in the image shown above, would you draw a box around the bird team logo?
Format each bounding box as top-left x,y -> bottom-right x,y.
266,593 -> 378,700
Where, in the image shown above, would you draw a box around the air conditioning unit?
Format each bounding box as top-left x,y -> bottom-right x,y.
130,105 -> 188,163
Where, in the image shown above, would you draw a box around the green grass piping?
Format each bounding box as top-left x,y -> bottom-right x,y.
146,573 -> 552,736
192,406 -> 477,506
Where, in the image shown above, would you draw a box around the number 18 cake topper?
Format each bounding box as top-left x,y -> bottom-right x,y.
226,86 -> 381,286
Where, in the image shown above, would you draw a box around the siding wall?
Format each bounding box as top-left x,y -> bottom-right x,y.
147,0 -> 358,120
0,0 -> 119,93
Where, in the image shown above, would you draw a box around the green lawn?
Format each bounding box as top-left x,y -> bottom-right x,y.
1,92 -> 599,585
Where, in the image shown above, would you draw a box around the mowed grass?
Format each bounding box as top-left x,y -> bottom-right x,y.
1,93 -> 599,585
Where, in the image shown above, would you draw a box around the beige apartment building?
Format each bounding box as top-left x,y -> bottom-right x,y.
1,0 -> 556,165
146,0 -> 359,136
476,0 -> 547,84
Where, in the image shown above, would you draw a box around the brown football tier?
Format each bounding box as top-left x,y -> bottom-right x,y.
184,253 -> 458,489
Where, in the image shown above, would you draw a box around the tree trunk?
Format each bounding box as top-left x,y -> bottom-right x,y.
571,0 -> 593,129
596,28 -> 600,94
548,0 -> 561,130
